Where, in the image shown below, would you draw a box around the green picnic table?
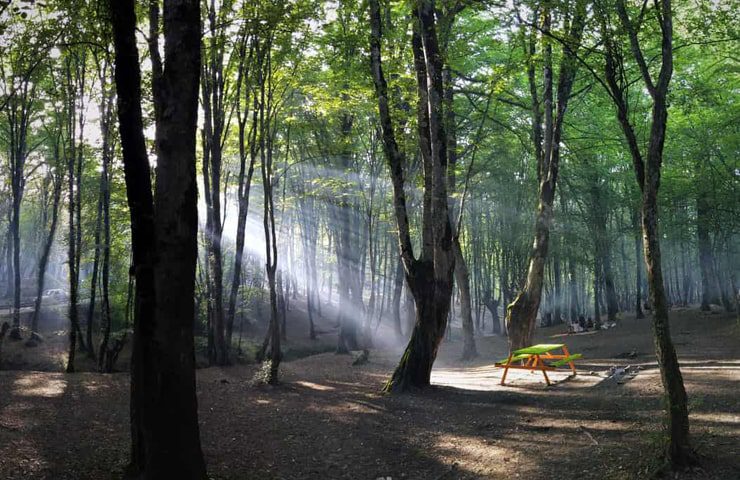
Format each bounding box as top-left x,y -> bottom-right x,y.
495,343 -> 582,386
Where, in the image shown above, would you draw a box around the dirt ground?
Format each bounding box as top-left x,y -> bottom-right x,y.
0,307 -> 738,480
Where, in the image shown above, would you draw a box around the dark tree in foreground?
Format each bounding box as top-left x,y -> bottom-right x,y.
370,0 -> 456,392
598,0 -> 694,468
109,0 -> 206,477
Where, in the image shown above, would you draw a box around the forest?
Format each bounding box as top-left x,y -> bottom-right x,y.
0,0 -> 738,478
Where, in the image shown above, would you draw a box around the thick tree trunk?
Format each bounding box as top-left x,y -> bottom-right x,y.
370,0 -> 455,391
384,272 -> 453,392
505,1 -> 586,351
602,248 -> 619,322
110,0 -> 207,477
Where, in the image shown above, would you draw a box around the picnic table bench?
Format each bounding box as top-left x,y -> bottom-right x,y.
495,343 -> 582,386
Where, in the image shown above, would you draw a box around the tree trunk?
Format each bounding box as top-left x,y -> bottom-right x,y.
97,69 -> 113,370
391,256 -> 404,339
370,0 -> 456,392
505,1 -> 586,351
454,238 -> 477,359
569,255 -> 578,323
632,209 -> 645,318
66,97 -> 79,372
603,0 -> 693,465
29,156 -> 63,341
552,242 -> 562,324
6,73 -> 35,341
642,180 -> 692,465
86,166 -> 105,360
696,193 -> 718,310
593,256 -> 601,329
110,0 -> 207,476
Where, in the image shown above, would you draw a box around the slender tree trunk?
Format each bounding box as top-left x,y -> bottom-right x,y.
6,76 -> 35,341
97,68 -> 114,370
632,209 -> 645,318
86,168 -> 105,360
3,228 -> 11,300
569,255 -> 578,323
603,0 -> 693,465
593,256 -> 601,329
454,239 -> 477,359
697,192 -> 718,310
226,46 -> 258,349
66,78 -> 79,371
391,256 -> 403,339
29,160 -> 63,341
553,242 -> 562,324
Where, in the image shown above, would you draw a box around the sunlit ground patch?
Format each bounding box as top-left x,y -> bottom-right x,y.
12,374 -> 67,398
294,380 -> 335,391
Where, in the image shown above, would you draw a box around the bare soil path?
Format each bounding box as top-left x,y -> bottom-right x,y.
0,308 -> 738,479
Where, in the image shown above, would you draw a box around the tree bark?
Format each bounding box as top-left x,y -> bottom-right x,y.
5,65 -> 36,341
29,145 -> 63,341
696,191 -> 719,310
602,0 -> 693,466
370,0 -> 456,392
454,238 -> 477,359
226,36 -> 258,348
97,61 -> 114,370
110,0 -> 207,476
506,1 -> 586,350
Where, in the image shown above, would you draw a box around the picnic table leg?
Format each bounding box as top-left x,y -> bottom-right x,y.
538,356 -> 551,386
562,345 -> 577,376
500,353 -> 513,385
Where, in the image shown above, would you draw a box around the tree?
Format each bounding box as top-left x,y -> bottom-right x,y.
28,97 -> 64,344
2,37 -> 38,341
109,0 -> 207,476
505,0 -> 587,351
597,0 -> 694,467
370,0 -> 457,392
226,18 -> 259,352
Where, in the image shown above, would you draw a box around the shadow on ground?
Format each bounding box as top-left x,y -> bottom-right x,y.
0,308 -> 738,479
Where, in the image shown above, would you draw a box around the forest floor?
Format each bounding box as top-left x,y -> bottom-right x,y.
0,306 -> 738,480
